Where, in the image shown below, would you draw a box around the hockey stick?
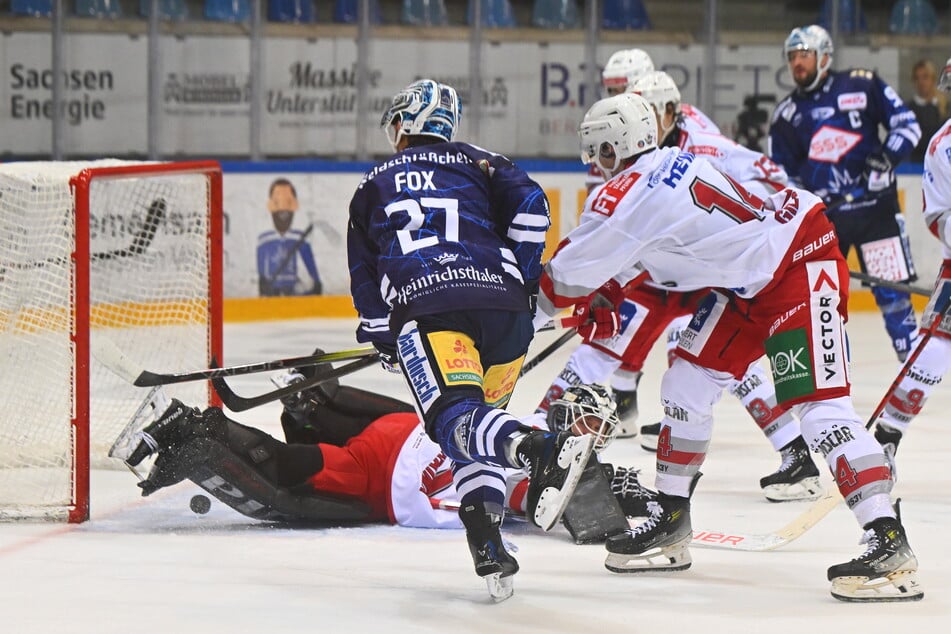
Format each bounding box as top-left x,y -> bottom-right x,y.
866,295 -> 951,426
125,346 -> 377,387
520,329 -> 576,378
849,270 -> 932,297
211,355 -> 380,412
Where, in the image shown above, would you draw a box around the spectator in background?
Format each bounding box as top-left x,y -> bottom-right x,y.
908,60 -> 950,164
256,178 -> 322,296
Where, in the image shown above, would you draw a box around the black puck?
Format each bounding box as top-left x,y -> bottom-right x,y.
190,494 -> 211,515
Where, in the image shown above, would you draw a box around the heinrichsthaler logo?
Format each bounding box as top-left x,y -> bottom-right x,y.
395,265 -> 505,304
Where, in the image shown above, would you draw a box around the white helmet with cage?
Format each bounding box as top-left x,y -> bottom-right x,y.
940,56 -> 951,93
380,79 -> 462,152
783,25 -> 834,92
601,48 -> 655,96
546,384 -> 621,453
579,92 -> 657,178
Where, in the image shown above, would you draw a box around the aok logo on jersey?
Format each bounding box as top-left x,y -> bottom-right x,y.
766,328 -> 814,403
808,125 -> 862,163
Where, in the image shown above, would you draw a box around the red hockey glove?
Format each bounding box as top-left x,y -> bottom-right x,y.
573,280 -> 625,341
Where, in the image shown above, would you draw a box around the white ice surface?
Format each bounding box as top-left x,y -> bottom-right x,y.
2,313 -> 950,632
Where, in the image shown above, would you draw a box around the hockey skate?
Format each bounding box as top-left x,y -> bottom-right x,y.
610,466 -> 658,518
638,421 -> 660,452
759,436 -> 822,502
874,423 -> 902,482
604,493 -> 692,573
827,510 -> 923,602
611,388 -> 639,438
459,502 -> 519,602
109,387 -> 198,469
516,430 -> 595,531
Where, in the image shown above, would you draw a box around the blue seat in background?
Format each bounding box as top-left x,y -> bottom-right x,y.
532,0 -> 580,29
468,0 -> 516,28
269,0 -> 315,23
403,0 -> 448,26
76,0 -> 122,17
10,0 -> 52,16
889,0 -> 938,35
602,0 -> 651,30
139,0 -> 188,20
334,0 -> 382,24
818,0 -> 868,34
205,0 -> 250,21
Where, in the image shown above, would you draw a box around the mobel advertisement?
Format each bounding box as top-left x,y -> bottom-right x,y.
0,31 -> 899,157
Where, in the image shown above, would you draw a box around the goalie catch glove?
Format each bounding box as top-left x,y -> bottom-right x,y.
574,279 -> 624,341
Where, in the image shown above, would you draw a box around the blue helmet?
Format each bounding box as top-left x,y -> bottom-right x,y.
783,25 -> 834,91
381,79 -> 462,151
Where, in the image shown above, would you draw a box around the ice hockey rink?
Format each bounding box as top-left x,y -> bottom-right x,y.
2,311 -> 949,633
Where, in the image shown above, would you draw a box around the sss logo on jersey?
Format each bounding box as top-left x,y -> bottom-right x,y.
808,125 -> 862,163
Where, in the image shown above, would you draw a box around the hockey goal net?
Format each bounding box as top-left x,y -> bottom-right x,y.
0,160 -> 222,522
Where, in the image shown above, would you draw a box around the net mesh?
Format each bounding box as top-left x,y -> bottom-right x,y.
0,161 -> 218,520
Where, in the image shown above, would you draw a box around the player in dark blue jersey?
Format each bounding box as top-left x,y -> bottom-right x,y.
347,79 -> 595,601
769,25 -> 923,361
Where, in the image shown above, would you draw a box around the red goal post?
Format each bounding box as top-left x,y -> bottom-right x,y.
0,160 -> 223,522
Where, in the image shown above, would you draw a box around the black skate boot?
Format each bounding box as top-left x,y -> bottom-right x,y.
604,492 -> 692,573
459,502 -> 519,602
610,466 -> 658,518
127,398 -> 201,466
515,430 -> 594,531
827,508 -> 923,602
759,436 -> 822,502
611,388 -> 639,438
638,421 -> 661,452
874,423 -> 902,482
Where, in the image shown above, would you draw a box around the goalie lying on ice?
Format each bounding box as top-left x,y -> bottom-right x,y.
111,355 -> 654,539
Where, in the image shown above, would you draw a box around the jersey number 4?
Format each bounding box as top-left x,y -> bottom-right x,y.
384,197 -> 459,254
689,175 -> 767,224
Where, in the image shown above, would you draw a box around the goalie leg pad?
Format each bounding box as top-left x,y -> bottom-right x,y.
187,438 -> 371,522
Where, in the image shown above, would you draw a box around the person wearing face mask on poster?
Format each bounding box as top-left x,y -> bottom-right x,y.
257,177 -> 323,296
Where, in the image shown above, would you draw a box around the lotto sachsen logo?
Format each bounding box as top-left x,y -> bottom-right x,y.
766,328 -> 815,404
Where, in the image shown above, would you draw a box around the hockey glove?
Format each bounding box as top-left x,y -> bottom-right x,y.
374,341 -> 401,374
574,280 -> 625,341
864,153 -> 893,192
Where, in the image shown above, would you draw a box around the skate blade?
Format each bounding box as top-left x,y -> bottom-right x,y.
485,573 -> 514,602
108,386 -> 170,462
533,435 -> 595,531
762,476 -> 823,503
639,438 -> 658,452
830,570 -> 924,602
604,543 -> 692,574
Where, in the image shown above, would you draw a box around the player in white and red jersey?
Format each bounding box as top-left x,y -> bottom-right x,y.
870,56 -> 951,473
534,92 -> 922,602
537,71 -> 820,503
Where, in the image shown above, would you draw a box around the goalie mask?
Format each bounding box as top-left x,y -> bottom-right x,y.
783,25 -> 833,92
940,57 -> 951,93
381,79 -> 461,152
631,71 -> 681,143
601,48 -> 655,96
579,92 -> 657,179
547,384 -> 620,452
